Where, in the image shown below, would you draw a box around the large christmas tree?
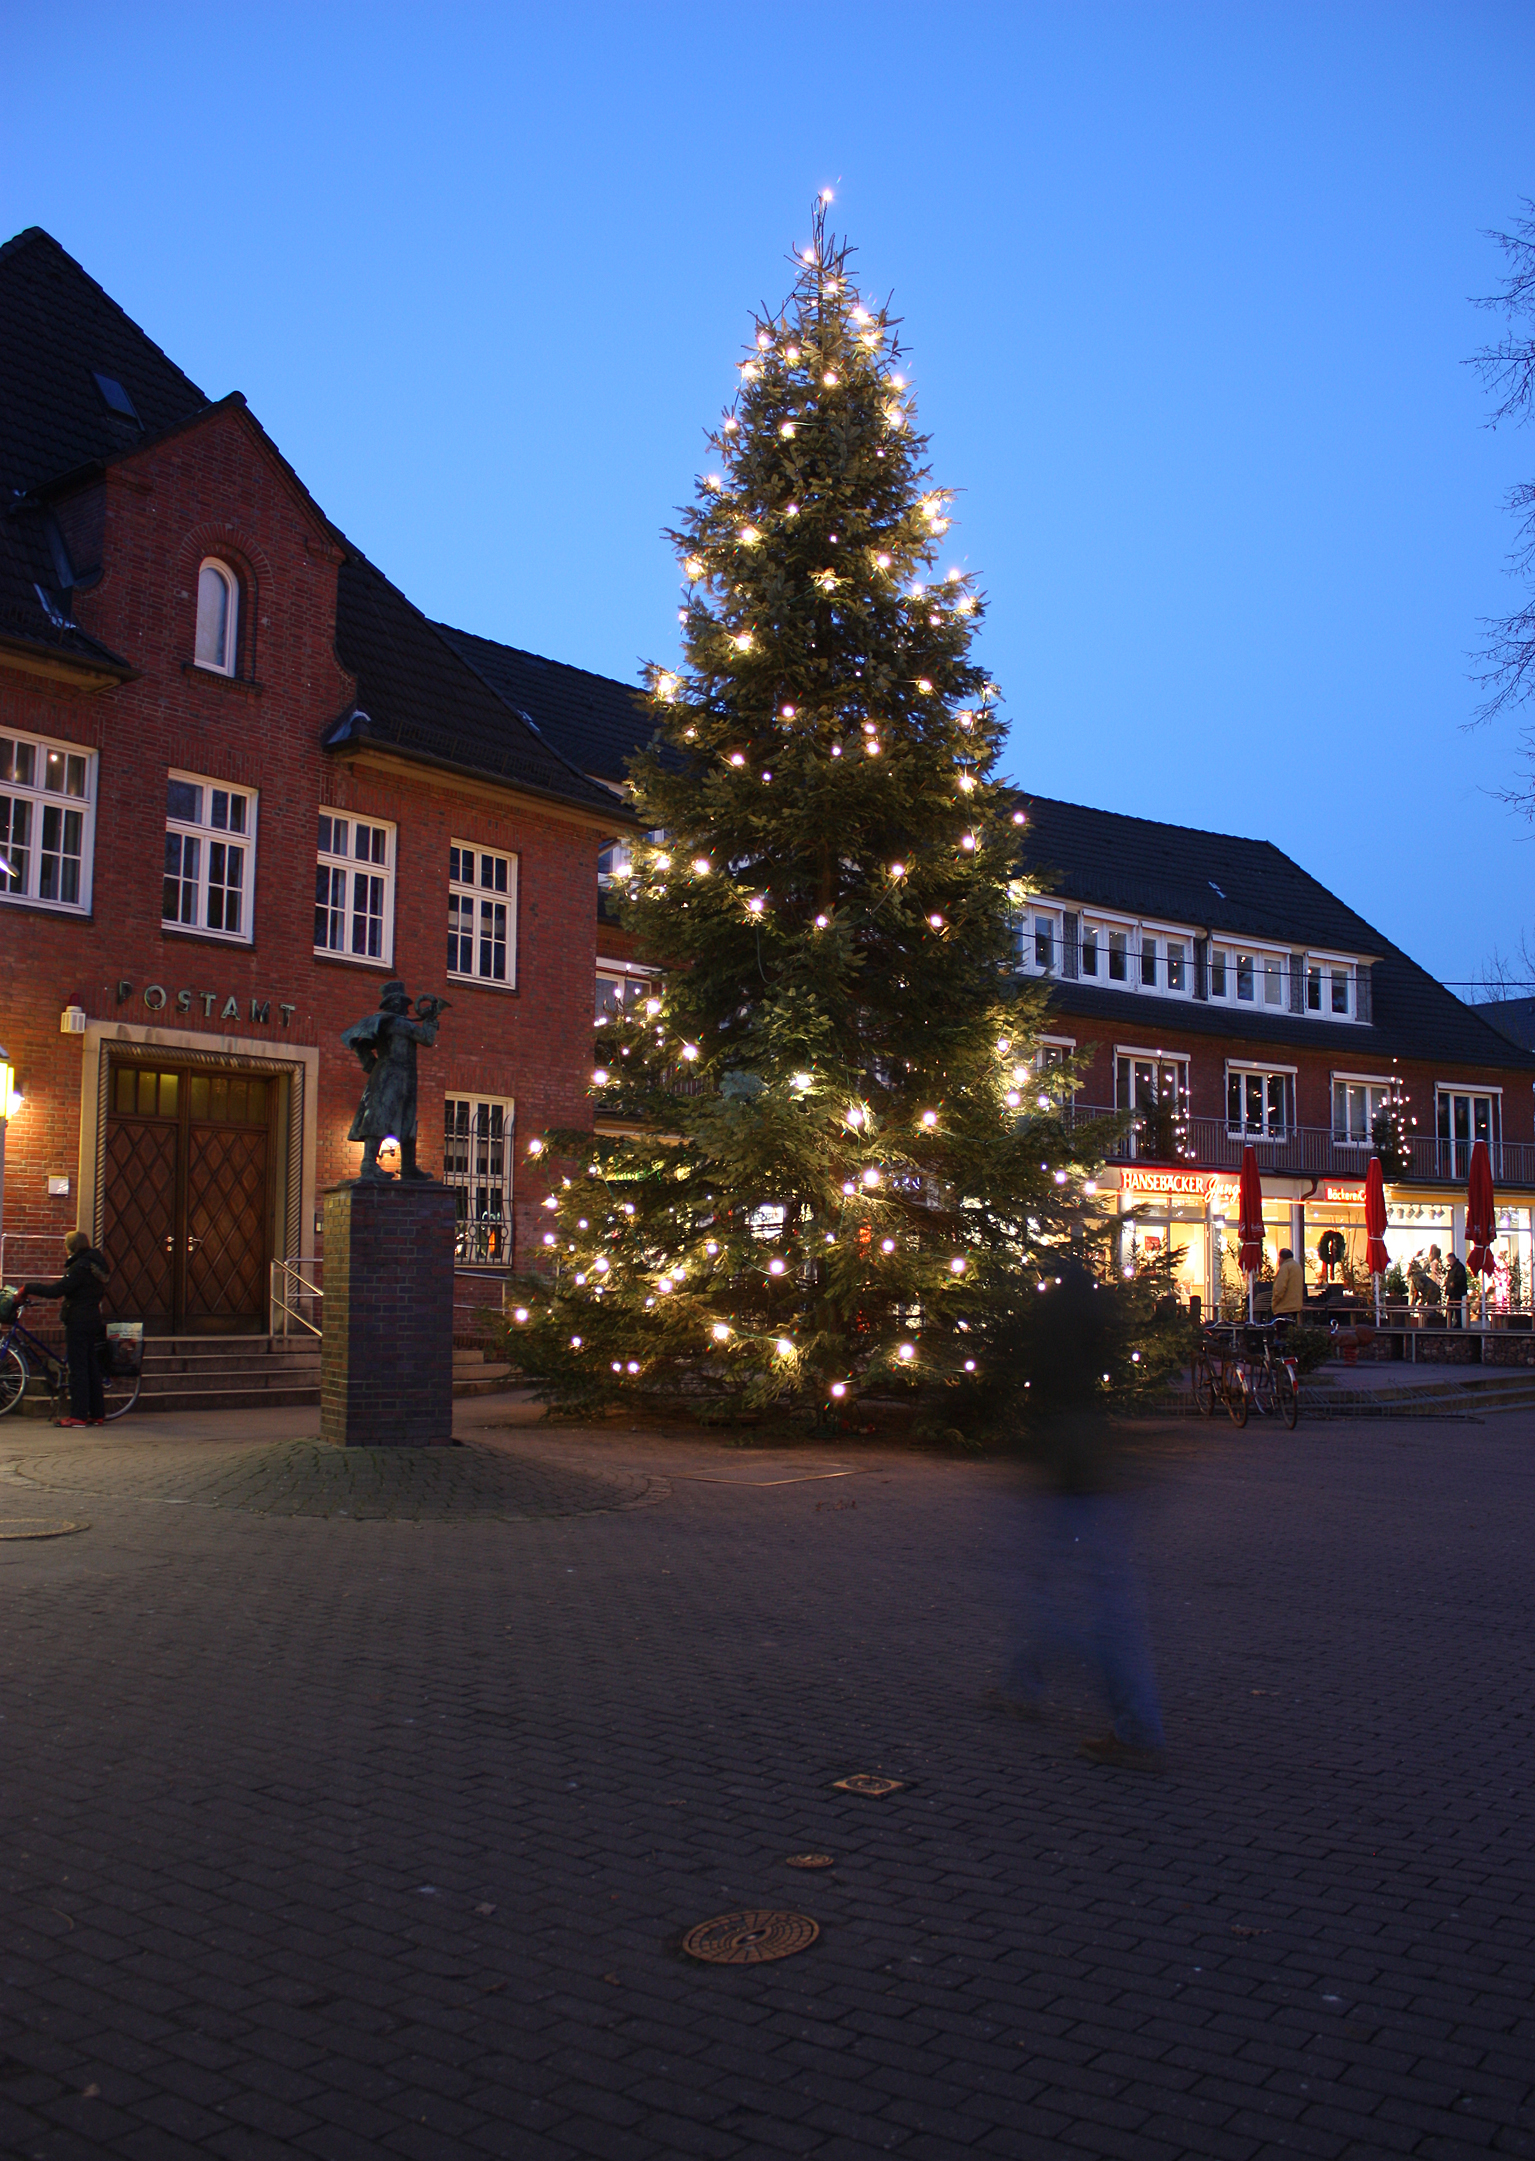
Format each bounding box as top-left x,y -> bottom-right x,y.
506,201 -> 1108,1421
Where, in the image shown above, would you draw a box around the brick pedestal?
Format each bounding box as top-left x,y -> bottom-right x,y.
321,1181 -> 455,1447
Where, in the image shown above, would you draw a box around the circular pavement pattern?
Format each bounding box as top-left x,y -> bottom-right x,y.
0,1437 -> 668,1523
0,1518 -> 89,1540
681,1911 -> 821,1965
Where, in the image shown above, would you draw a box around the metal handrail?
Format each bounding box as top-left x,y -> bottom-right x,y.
270,1257 -> 323,1338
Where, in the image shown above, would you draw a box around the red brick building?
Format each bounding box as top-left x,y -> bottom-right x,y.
0,228 -> 635,1334
1011,796 -> 1535,1311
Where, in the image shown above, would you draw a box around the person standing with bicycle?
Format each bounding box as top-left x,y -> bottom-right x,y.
21,1231 -> 110,1426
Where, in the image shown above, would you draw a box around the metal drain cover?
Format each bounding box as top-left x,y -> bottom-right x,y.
784,1854 -> 835,1870
0,1519 -> 88,1541
832,1774 -> 905,1796
681,1910 -> 819,1964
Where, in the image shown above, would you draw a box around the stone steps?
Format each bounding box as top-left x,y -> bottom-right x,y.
8,1336 -> 512,1417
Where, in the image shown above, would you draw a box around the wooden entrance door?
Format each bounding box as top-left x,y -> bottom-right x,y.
103,1063 -> 274,1333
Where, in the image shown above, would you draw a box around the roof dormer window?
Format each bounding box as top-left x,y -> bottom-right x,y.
194,559 -> 238,675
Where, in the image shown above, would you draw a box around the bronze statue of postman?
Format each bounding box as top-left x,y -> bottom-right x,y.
341,983 -> 449,1182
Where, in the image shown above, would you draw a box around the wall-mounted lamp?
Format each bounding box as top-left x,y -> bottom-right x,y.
59,1005 -> 87,1035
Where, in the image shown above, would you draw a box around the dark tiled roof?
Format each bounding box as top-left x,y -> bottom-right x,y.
1012,792 -> 1535,1076
434,622 -> 655,786
1475,996 -> 1535,1052
332,554 -> 632,819
0,228 -> 209,494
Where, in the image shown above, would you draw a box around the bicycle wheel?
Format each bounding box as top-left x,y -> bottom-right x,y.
1226,1366 -> 1249,1428
0,1342 -> 29,1416
1277,1365 -> 1299,1429
1249,1358 -> 1277,1417
1192,1358 -> 1217,1417
102,1364 -> 141,1422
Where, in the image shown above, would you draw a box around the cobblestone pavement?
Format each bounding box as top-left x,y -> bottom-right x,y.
0,1401 -> 1530,2161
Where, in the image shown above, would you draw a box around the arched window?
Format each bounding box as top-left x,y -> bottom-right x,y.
194,558 -> 238,674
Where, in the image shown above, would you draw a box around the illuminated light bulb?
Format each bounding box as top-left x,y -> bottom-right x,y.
909,584 -> 925,600
862,1168 -> 880,1187
815,913 -> 829,928
681,1043 -> 699,1061
575,1272 -> 587,1286
897,1343 -> 915,1362
865,740 -> 880,755
890,862 -> 906,879
594,1256 -> 609,1273
655,670 -> 679,699
830,1382 -> 846,1398
513,1307 -> 529,1323
863,719 -> 877,733
928,914 -> 945,930
704,473 -> 723,490
729,752 -> 746,767
624,1203 -> 635,1215
958,775 -> 976,793
916,677 -> 934,694
627,1360 -> 640,1374
611,1360 -> 622,1373
950,1257 -> 966,1274
845,1106 -> 863,1127
881,1238 -> 895,1254
841,1181 -> 855,1196
820,186 -> 834,203
1013,811 -> 1026,826
738,526 -> 760,545
1005,1090 -> 1021,1107
920,1110 -> 938,1127
712,1322 -> 732,1341
761,770 -> 773,783
964,1358 -> 976,1373
785,501 -> 799,516
528,1137 -> 544,1156
792,1071 -> 812,1088
890,374 -> 907,390
802,247 -> 816,263
1054,1170 -> 1068,1185
1084,1179 -> 1099,1197
692,857 -> 711,874
776,1337 -> 793,1357
825,1232 -> 835,1243
740,362 -> 759,380
958,712 -> 974,729
577,1218 -> 588,1230
1037,1093 -> 1050,1111
957,596 -> 977,614
645,997 -> 662,1015
653,851 -> 672,869
657,1277 -> 673,1293
723,418 -> 738,432
822,371 -> 838,387
542,1195 -> 558,1211
786,346 -> 800,361
852,305 -> 872,325
591,1068 -> 609,1085
946,568 -> 962,583
747,895 -> 765,914
961,832 -> 976,850
874,552 -> 892,569
1012,1064 -> 1029,1083
570,1335 -> 583,1348
732,631 -> 754,652
830,744 -> 842,757
705,1240 -> 719,1255
781,704 -> 796,719
757,329 -> 772,349
768,1257 -> 786,1275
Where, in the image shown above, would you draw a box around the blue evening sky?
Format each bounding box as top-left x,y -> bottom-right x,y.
7,3 -> 1533,986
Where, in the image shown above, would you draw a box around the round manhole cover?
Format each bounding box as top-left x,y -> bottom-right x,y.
681,1911 -> 819,1964
783,1854 -> 835,1870
832,1774 -> 905,1796
0,1519 -> 87,1541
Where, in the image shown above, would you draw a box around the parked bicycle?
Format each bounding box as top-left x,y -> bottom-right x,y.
0,1296 -> 141,1422
1190,1322 -> 1299,1429
1191,1325 -> 1247,1425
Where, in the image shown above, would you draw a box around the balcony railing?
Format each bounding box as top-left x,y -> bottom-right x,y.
1066,1106 -> 1535,1187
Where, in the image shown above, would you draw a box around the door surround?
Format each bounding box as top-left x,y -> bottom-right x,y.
78,1023 -> 320,1310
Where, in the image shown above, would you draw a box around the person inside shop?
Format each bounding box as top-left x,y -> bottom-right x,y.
1428,1243 -> 1446,1288
1271,1246 -> 1305,1330
1443,1246 -> 1469,1326
1409,1254 -> 1441,1310
19,1230 -> 111,1426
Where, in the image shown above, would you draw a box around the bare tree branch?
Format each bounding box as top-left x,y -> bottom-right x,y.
1467,202 -> 1535,759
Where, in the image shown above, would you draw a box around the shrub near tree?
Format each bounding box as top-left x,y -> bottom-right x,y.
504,202 -> 1116,1424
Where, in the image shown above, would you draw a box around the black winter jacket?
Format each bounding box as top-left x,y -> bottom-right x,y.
24,1247 -> 110,1320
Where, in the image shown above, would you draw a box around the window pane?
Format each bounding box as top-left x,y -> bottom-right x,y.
449,846 -> 463,885
196,564 -> 230,669
1267,1074 -> 1285,1132
1211,952 -> 1226,997
1236,955 -> 1254,1001
189,1075 -> 209,1119
1080,928 -> 1098,976
1263,957 -> 1283,1005
1,795 -> 31,893
1141,937 -> 1156,986
1108,931 -> 1128,981
64,755 -> 85,798
1166,942 -> 1185,991
1034,916 -> 1054,971
137,1070 -> 157,1115
449,892 -> 473,974
43,748 -> 68,794
159,1072 -> 178,1117
479,897 -> 507,980
1227,1071 -> 1241,1126
1331,968 -> 1349,1014
1246,1073 -> 1263,1129
1307,966 -> 1322,1011
167,779 -> 201,824
318,813 -> 335,855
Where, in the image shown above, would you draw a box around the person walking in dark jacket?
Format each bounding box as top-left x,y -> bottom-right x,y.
22,1232 -> 110,1425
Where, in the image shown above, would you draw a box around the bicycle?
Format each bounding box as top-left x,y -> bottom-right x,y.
0,1296 -> 141,1422
1234,1323 -> 1301,1429
1191,1326 -> 1249,1427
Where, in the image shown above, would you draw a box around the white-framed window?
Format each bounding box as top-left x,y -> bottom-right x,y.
1079,922 -> 1100,978
1332,1076 -> 1392,1143
315,812 -> 395,964
1015,904 -> 1059,974
1210,947 -> 1230,999
1116,1050 -> 1190,1159
1436,1087 -> 1500,1178
448,842 -> 516,985
194,558 -> 239,676
0,727 -> 94,912
1228,950 -> 1286,1007
1306,955 -> 1355,1019
163,771 -> 256,941
1107,927 -> 1131,982
1226,1061 -> 1294,1139
443,1095 -> 514,1261
596,967 -> 655,1022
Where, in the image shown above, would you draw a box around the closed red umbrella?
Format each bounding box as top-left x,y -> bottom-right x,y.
1365,1156 -> 1389,1276
1466,1137 -> 1496,1277
1237,1147 -> 1264,1274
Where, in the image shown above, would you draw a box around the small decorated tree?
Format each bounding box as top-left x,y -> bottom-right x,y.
506,202 -> 1110,1421
1371,1066 -> 1417,1183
